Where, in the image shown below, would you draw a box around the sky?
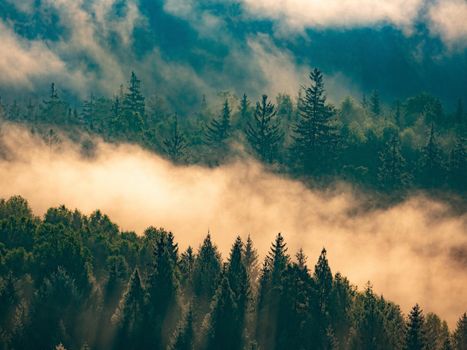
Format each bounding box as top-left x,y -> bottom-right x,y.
0,0 -> 466,109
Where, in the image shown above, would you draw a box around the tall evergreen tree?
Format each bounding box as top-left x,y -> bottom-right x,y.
406,304 -> 426,350
418,124 -> 445,188
243,235 -> 259,287
453,313 -> 467,350
122,72 -> 145,133
238,93 -> 251,129
377,134 -> 409,191
112,269 -> 145,350
292,68 -> 339,175
245,95 -> 283,163
179,246 -> 196,296
205,271 -> 238,350
145,234 -> 180,349
205,100 -> 231,147
164,116 -> 187,163
170,306 -> 194,350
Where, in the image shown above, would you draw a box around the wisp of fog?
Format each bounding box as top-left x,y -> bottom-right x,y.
0,124 -> 465,326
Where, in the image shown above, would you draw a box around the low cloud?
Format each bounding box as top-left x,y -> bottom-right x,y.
241,0 -> 423,31
428,0 -> 467,49
0,124 -> 465,326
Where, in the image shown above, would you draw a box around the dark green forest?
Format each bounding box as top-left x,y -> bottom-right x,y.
0,195 -> 466,350
0,68 -> 465,197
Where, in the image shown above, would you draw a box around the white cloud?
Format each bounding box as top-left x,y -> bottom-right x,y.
428,0 -> 467,49
241,0 -> 424,31
0,21 -> 86,90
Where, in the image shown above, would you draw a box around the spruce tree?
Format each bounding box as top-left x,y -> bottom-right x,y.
418,124 -> 445,188
243,235 -> 259,287
406,304 -> 426,350
179,246 -> 196,296
377,134 -> 409,191
205,100 -> 231,147
123,72 -> 145,133
453,313 -> 467,350
112,269 -> 145,350
245,95 -> 283,163
192,234 -> 222,313
205,271 -> 239,350
238,93 -> 251,129
145,234 -> 180,349
292,68 -> 339,175
164,116 -> 187,163
170,306 -> 194,350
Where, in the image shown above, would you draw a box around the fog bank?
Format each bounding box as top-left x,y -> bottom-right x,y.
0,124 -> 465,326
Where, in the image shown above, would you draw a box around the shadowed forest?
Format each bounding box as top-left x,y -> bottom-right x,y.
0,69 -> 465,197
0,195 -> 466,350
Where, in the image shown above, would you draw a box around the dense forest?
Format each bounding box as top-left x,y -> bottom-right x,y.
0,68 -> 465,197
0,195 -> 466,350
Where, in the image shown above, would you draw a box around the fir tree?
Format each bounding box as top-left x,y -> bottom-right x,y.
205,100 -> 231,147
179,246 -> 196,295
122,72 -> 145,133
243,235 -> 259,287
205,271 -> 239,350
292,68 -> 339,175
112,269 -> 145,350
453,313 -> 467,350
164,116 -> 187,163
377,134 -> 409,191
245,95 -> 283,163
406,304 -> 426,350
170,306 -> 194,350
418,124 -> 445,188
238,93 -> 251,129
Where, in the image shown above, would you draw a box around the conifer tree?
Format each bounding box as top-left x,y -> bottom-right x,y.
170,306 -> 194,350
453,313 -> 467,350
112,269 -> 145,350
243,235 -> 259,287
238,93 -> 251,129
418,124 -> 445,188
205,271 -> 239,350
377,134 -> 409,191
145,234 -> 180,349
179,246 -> 196,296
292,68 -> 339,175
164,116 -> 187,163
192,234 -> 222,312
123,72 -> 145,133
245,95 -> 283,163
406,304 -> 426,350
205,100 -> 231,147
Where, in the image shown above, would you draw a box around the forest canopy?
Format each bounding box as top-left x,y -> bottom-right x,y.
1,195 -> 466,350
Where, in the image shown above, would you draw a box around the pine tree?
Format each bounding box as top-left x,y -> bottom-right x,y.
238,93 -> 251,129
245,95 -> 283,163
256,233 -> 289,350
164,116 -> 187,163
170,306 -> 194,350
205,100 -> 231,147
418,124 -> 445,188
112,269 -> 145,350
292,68 -> 339,175
205,270 -> 239,350
453,313 -> 467,350
123,72 -> 145,133
179,246 -> 196,296
192,234 -> 222,312
226,237 -> 249,348
145,234 -> 180,349
406,304 -> 426,350
243,235 -> 259,287
424,313 -> 451,350
377,134 -> 409,191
